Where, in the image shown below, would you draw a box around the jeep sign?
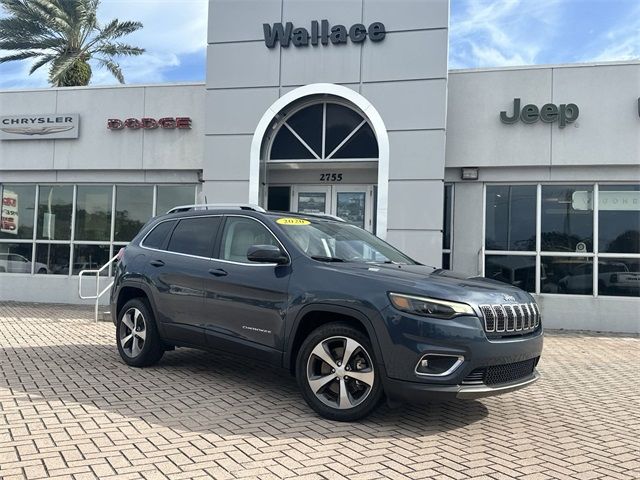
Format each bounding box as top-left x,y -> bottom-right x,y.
263,20 -> 385,48
500,98 -> 579,128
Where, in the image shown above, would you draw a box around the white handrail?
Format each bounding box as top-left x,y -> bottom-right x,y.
78,253 -> 120,323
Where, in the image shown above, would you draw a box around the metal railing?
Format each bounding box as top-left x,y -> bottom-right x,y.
78,253 -> 120,323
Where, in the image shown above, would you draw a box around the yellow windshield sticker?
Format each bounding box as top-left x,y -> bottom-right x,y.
276,217 -> 310,225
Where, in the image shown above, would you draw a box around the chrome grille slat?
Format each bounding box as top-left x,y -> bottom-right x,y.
514,305 -> 524,330
480,305 -> 496,332
493,305 -> 506,332
521,304 -> 530,329
504,305 -> 515,331
479,302 -> 541,336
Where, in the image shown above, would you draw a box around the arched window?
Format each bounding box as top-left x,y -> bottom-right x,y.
269,101 -> 379,161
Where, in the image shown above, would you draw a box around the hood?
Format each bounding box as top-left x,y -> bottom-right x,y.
330,262 -> 534,306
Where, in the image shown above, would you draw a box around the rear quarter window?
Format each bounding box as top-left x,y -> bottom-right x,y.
142,220 -> 176,250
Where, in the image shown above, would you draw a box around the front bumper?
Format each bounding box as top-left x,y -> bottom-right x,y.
384,371 -> 540,403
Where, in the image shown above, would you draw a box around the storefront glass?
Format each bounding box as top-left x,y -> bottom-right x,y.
115,186 -> 154,242
37,185 -> 73,240
484,183 -> 640,298
598,185 -> 640,254
0,184 -> 36,240
75,186 -> 113,242
0,183 -> 196,275
156,185 -> 196,216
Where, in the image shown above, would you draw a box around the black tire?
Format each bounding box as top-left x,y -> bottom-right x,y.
296,322 -> 383,422
37,268 -> 47,274
116,298 -> 164,367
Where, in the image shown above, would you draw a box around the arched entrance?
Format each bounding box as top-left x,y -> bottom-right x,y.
250,84 -> 389,237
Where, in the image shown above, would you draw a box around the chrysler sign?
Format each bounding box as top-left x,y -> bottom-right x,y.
0,114 -> 79,140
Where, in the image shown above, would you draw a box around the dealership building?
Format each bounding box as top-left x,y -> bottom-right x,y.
0,0 -> 638,332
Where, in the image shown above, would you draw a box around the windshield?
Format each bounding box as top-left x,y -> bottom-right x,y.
275,216 -> 416,264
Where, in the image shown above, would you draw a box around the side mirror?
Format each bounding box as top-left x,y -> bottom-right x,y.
246,244 -> 288,265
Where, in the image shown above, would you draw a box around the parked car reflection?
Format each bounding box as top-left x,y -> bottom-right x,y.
0,253 -> 49,274
555,260 -> 640,296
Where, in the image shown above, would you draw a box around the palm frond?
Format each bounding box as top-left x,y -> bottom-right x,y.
29,53 -> 56,74
94,42 -> 144,57
0,50 -> 42,63
0,16 -> 48,41
95,57 -> 124,83
30,0 -> 74,33
0,36 -> 66,51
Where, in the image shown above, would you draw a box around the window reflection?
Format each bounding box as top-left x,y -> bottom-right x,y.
156,185 -> 196,216
1,184 -> 36,240
598,185 -> 640,254
35,244 -> 70,275
486,185 -> 536,251
37,185 -> 73,240
72,244 -> 111,276
541,185 -> 593,252
0,243 -> 33,274
75,186 -> 113,241
541,257 -> 593,295
114,186 -> 153,242
485,255 -> 536,292
598,258 -> 640,297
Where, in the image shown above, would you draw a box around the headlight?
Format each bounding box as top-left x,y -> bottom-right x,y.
388,293 -> 475,319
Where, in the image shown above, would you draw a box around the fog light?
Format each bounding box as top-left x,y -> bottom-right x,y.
415,354 -> 464,376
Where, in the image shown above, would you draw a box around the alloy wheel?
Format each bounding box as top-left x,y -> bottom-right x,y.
306,336 -> 375,409
119,307 -> 147,358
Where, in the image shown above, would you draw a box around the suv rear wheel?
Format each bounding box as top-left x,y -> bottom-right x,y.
116,298 -> 164,367
296,323 -> 383,421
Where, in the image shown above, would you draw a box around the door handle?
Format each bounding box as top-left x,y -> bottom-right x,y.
150,259 -> 165,267
208,268 -> 228,277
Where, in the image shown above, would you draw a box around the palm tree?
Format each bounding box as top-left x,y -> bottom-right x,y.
0,0 -> 145,86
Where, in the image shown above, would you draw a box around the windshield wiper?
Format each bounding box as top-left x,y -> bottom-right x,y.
310,255 -> 345,262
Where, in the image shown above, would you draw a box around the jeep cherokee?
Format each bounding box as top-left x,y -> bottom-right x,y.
110,204 -> 543,421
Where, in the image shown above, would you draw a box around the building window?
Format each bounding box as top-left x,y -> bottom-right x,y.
0,184 -> 36,240
269,101 -> 378,161
442,184 -> 453,269
486,185 -> 536,251
483,183 -> 640,298
0,183 -> 197,276
115,186 -> 154,242
37,185 -> 73,241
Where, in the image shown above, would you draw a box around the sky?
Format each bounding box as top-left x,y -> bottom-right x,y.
0,0 -> 638,89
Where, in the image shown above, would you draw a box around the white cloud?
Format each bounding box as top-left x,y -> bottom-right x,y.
450,0 -> 562,68
587,4 -> 640,62
0,0 -> 208,88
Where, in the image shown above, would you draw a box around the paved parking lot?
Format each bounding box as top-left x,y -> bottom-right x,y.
0,302 -> 638,480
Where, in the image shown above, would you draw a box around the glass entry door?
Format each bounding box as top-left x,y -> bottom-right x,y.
290,185 -> 374,232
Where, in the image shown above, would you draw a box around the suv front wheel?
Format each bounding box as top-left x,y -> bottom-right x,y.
296,323 -> 383,421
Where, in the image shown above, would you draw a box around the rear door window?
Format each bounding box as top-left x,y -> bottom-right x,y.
167,217 -> 221,258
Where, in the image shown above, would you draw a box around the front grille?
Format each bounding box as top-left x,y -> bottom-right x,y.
480,302 -> 540,337
462,357 -> 539,386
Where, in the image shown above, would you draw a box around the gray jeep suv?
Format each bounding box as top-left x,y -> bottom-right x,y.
111,204 -> 543,421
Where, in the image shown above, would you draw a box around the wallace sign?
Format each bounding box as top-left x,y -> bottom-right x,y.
263,20 -> 386,48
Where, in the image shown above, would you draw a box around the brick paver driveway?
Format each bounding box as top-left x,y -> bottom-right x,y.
0,303 -> 638,480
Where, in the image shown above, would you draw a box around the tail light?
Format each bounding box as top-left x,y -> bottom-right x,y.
116,247 -> 126,261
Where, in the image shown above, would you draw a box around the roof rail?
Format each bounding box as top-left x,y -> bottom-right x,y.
166,203 -> 266,214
